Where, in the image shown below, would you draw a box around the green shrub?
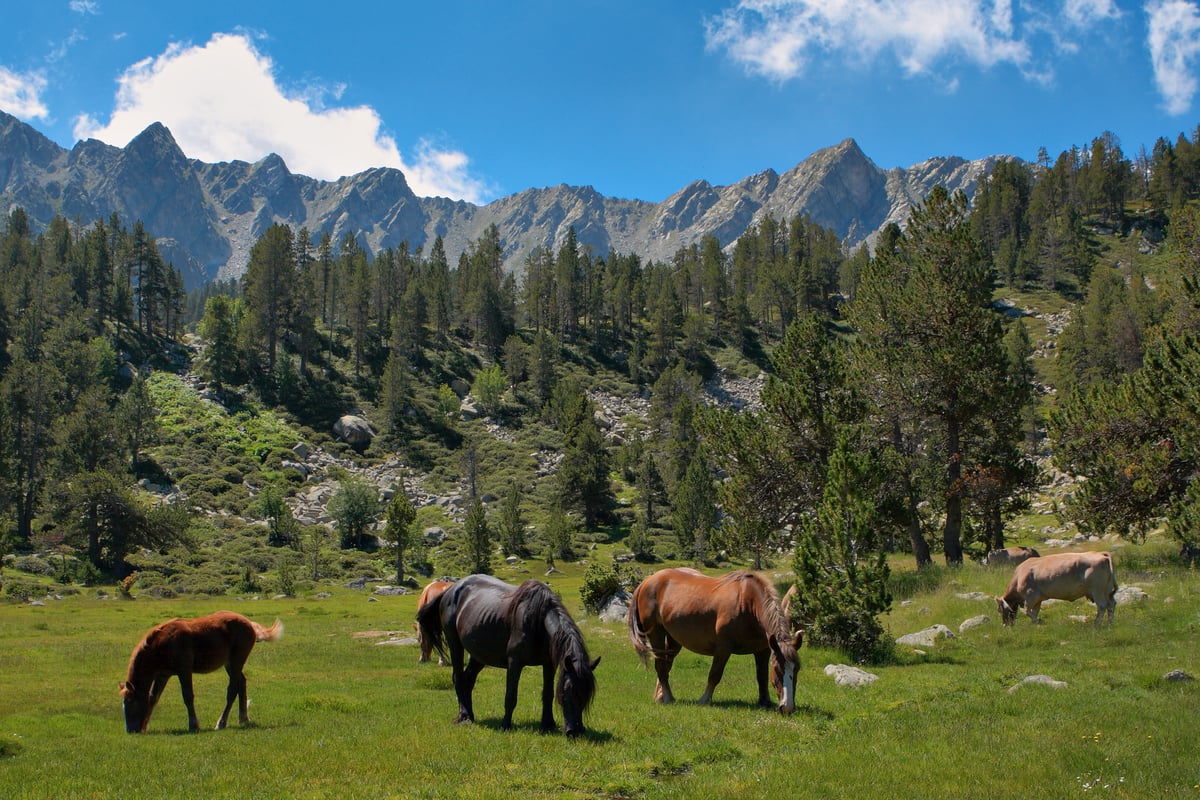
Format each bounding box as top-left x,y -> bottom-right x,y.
12,556 -> 54,576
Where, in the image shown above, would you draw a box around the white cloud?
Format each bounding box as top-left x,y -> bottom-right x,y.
70,0 -> 99,14
1147,0 -> 1200,115
1063,0 -> 1120,27
704,0 -> 1122,83
705,0 -> 1034,81
73,33 -> 493,202
0,66 -> 49,120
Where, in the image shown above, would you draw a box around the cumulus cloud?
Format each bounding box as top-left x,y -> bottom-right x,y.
704,0 -> 1034,81
1147,0 -> 1200,115
703,0 -> 1124,84
74,33 -> 493,202
0,66 -> 48,120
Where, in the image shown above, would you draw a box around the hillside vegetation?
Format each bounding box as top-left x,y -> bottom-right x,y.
1,126 -> 1199,632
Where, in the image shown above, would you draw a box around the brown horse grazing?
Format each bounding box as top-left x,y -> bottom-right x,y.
415,579 -> 455,664
119,611 -> 283,733
416,574 -> 600,738
628,568 -> 802,713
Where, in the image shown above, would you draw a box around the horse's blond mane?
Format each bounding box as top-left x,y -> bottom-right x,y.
713,571 -> 791,643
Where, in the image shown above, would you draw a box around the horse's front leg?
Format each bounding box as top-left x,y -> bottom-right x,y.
698,651 -> 731,705
143,675 -> 170,731
501,660 -> 523,730
178,672 -> 201,731
539,663 -> 556,733
753,650 -> 772,707
453,656 -> 484,724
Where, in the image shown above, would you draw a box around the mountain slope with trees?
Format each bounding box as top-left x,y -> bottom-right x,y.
4,122 -> 1200,661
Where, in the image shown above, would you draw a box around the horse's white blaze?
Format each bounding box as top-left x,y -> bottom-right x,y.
779,662 -> 796,712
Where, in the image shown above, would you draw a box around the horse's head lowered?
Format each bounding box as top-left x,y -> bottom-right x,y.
118,680 -> 150,733
768,630 -> 803,715
556,651 -> 601,739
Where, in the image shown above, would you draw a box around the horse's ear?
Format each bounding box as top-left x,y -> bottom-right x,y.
589,656 -> 601,672
118,681 -> 128,696
791,630 -> 803,650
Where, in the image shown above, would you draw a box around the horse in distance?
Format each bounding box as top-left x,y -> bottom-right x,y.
415,579 -> 455,664
119,610 -> 282,733
416,574 -> 600,738
628,568 -> 801,713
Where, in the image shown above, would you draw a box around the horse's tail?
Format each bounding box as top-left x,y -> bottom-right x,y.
252,618 -> 284,642
626,584 -> 652,666
416,589 -> 449,663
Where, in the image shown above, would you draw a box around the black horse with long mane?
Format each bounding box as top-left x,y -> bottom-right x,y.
416,574 -> 600,738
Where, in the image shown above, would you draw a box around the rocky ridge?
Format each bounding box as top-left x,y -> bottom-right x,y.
0,112 -> 1004,289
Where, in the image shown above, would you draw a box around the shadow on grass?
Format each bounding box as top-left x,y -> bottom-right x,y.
456,717 -> 615,742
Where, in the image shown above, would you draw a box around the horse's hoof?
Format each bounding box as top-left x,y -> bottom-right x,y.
454,714 -> 474,725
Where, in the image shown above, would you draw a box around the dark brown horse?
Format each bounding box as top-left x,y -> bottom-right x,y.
416,574 -> 600,738
415,579 -> 455,664
628,568 -> 801,713
119,611 -> 283,733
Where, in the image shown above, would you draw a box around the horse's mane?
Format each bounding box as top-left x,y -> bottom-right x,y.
506,580 -> 596,712
125,619 -> 173,682
719,571 -> 793,650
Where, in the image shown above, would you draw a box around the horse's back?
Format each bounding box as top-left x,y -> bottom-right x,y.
139,612 -> 261,675
635,569 -> 773,656
445,575 -> 518,667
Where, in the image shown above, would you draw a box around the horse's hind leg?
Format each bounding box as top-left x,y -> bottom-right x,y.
453,656 -> 484,724
652,645 -> 679,704
216,663 -> 249,729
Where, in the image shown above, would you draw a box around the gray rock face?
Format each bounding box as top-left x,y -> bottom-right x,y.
0,111 -> 1002,289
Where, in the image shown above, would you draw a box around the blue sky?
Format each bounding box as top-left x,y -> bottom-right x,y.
2,1 -> 1200,204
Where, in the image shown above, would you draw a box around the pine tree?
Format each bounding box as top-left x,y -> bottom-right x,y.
792,436 -> 892,662
384,489 -> 418,582
846,187 -> 1019,565
497,481 -> 526,556
460,497 -> 493,575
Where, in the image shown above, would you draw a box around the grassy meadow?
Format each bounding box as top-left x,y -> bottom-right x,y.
1,545 -> 1198,799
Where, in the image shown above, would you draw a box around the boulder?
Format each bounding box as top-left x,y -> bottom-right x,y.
824,664 -> 879,687
959,614 -> 990,633
334,415 -> 376,447
281,460 -> 308,479
1115,586 -> 1149,605
896,624 -> 955,648
1008,674 -> 1068,694
598,591 -> 631,624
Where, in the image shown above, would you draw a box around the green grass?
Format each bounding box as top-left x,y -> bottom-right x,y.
1,550 -> 1198,799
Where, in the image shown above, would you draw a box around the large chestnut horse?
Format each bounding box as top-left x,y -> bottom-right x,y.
416,574 -> 600,738
415,579 -> 455,664
119,611 -> 283,733
628,568 -> 801,713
